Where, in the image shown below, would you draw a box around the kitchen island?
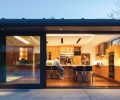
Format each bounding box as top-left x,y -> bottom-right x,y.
46,65 -> 92,82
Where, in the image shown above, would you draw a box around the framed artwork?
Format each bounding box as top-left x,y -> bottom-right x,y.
81,53 -> 90,65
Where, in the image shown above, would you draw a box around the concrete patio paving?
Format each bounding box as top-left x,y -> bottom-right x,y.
0,89 -> 120,100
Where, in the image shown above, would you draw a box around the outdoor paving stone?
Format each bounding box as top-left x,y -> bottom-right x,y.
0,89 -> 120,100
86,89 -> 120,100
28,89 -> 90,100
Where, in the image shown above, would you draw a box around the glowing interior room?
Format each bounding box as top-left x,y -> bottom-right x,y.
0,19 -> 120,89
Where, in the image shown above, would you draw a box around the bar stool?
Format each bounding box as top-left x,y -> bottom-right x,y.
84,66 -> 92,82
52,66 -> 59,79
74,66 -> 84,82
72,66 -> 77,81
46,66 -> 53,79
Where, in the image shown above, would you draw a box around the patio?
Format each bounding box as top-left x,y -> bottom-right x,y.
0,89 -> 120,100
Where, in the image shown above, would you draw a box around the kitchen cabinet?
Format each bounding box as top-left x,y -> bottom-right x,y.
6,46 -> 15,66
60,46 -> 74,54
19,46 -> 33,62
96,42 -> 108,56
6,46 -> 33,66
74,46 -> 81,56
47,46 -> 59,60
93,66 -> 109,78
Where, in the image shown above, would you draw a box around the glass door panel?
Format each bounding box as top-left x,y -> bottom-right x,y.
6,36 -> 40,84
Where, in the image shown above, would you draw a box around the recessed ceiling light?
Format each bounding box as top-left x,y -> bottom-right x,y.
85,35 -> 95,44
14,36 -> 30,44
30,36 -> 40,44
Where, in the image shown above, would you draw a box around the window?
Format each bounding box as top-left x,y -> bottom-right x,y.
111,37 -> 120,45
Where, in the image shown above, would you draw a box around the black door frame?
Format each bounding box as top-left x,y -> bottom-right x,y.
0,31 -> 47,89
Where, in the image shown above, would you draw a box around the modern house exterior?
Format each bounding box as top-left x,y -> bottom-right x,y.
0,19 -> 120,89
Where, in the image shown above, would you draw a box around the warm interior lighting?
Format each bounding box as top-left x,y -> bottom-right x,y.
30,36 -> 40,44
85,35 -> 95,43
7,76 -> 22,82
118,59 -> 120,65
93,60 -> 103,65
47,34 -> 94,37
14,36 -> 30,44
19,47 -> 28,60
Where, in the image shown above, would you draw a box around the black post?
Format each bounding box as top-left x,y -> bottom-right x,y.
40,32 -> 46,88
0,34 -> 6,83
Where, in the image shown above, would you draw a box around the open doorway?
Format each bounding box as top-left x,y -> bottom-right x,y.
46,33 -> 120,88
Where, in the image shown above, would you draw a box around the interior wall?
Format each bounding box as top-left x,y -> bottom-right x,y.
33,45 -> 96,65
33,46 -> 40,53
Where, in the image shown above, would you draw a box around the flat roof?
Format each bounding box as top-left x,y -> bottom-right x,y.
0,19 -> 120,26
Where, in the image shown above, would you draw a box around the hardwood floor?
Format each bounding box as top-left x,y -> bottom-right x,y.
6,75 -> 120,87
6,72 -> 120,87
46,75 -> 120,87
7,76 -> 40,84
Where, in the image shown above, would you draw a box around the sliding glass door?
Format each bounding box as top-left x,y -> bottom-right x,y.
6,36 -> 40,84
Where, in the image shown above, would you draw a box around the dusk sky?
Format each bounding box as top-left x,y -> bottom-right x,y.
0,0 -> 116,19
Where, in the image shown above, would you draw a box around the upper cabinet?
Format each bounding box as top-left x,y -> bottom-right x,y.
60,46 -> 74,54
74,46 -> 81,56
19,47 -> 33,61
47,46 -> 59,60
6,46 -> 33,66
96,42 -> 108,56
19,47 -> 28,60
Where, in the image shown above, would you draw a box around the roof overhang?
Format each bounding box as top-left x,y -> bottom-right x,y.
0,19 -> 120,34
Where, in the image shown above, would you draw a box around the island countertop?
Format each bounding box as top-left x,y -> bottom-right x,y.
62,64 -> 92,66
47,65 -> 92,67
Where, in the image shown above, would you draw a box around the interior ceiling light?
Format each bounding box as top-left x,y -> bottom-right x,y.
76,38 -> 81,44
14,36 -> 29,44
85,35 -> 95,44
47,34 -> 94,37
61,38 -> 63,44
30,36 -> 40,44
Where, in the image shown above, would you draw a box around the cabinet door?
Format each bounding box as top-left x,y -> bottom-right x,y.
100,43 -> 103,55
6,46 -> 15,66
96,45 -> 100,56
14,47 -> 19,62
100,43 -> 108,55
74,46 -> 81,56
35,53 -> 40,64
27,47 -> 33,62
60,46 -> 73,53
47,46 -> 59,60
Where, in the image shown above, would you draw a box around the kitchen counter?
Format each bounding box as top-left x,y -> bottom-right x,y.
46,65 -> 92,71
47,65 -> 92,67
46,65 -> 92,81
61,65 -> 92,67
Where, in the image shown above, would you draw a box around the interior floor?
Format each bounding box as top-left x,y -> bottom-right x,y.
6,75 -> 120,87
7,77 -> 40,84
46,75 -> 120,87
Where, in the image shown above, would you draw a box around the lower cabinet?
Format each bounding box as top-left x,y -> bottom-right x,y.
93,66 -> 109,78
